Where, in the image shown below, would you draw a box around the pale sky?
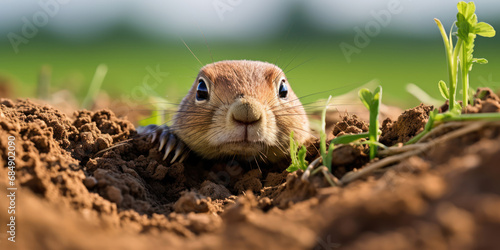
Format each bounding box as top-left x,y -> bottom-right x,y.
0,0 -> 498,42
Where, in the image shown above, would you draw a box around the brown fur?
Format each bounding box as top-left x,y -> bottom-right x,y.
172,60 -> 310,162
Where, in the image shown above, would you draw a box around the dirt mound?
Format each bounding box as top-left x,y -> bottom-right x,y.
328,114 -> 370,177
1,89 -> 500,249
380,104 -> 434,146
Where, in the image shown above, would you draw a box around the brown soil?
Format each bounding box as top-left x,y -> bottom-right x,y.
380,104 -> 434,146
1,88 -> 500,249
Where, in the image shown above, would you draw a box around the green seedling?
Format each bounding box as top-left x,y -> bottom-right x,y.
287,96 -> 333,173
467,87 -> 476,105
136,84 -> 177,127
406,83 -> 442,107
457,1 -> 495,108
137,96 -> 171,127
438,80 -> 449,100
82,64 -> 108,110
319,96 -> 335,172
408,2 -> 500,144
358,86 -> 382,159
435,1 -> 495,111
294,96 -> 337,186
286,131 -> 309,172
300,90 -> 385,185
37,65 -> 51,101
328,86 -> 384,158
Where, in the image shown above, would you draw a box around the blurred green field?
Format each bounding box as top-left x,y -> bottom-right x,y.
0,35 -> 499,109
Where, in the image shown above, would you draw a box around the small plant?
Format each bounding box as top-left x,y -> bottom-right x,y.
299,86 -> 384,176
300,96 -> 340,186
319,96 -> 335,172
138,96 -> 171,127
358,86 -> 382,159
286,131 -> 309,172
298,88 -> 385,186
37,65 -> 51,101
301,1 -> 498,186
289,96 -> 334,176
82,64 -> 108,110
328,86 -> 384,159
290,96 -> 334,173
434,1 -> 495,111
408,1 -> 500,144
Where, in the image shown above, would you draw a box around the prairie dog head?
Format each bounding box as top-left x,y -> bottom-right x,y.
172,60 -> 310,162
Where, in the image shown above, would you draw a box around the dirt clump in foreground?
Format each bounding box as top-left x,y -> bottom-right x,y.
1,89 -> 500,249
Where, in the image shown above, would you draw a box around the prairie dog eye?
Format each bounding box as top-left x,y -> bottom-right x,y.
196,78 -> 209,101
278,78 -> 288,99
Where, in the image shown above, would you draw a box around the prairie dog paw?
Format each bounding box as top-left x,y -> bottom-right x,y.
137,124 -> 188,163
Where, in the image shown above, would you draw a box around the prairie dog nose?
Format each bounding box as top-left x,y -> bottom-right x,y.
230,98 -> 263,125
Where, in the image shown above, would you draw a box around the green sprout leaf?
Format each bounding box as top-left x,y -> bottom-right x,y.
424,109 -> 438,131
468,87 -> 476,105
82,64 -> 108,110
138,95 -> 173,127
358,86 -> 383,159
438,80 -> 449,100
297,146 -> 308,169
358,89 -> 372,110
457,1 -> 475,19
287,131 -> 309,172
330,133 -> 370,144
472,58 -> 488,64
477,89 -> 488,99
324,142 -> 335,172
319,96 -> 335,172
454,1 -> 496,107
286,164 -> 299,173
474,22 -> 495,37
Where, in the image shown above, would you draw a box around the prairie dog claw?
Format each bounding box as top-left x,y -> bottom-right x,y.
163,134 -> 176,160
159,129 -> 169,151
171,141 -> 185,163
137,124 -> 188,163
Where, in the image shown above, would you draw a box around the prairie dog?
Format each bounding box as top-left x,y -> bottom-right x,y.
138,60 -> 310,163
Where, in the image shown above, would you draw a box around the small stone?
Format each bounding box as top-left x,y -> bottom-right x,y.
83,176 -> 98,189
106,185 -> 123,205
